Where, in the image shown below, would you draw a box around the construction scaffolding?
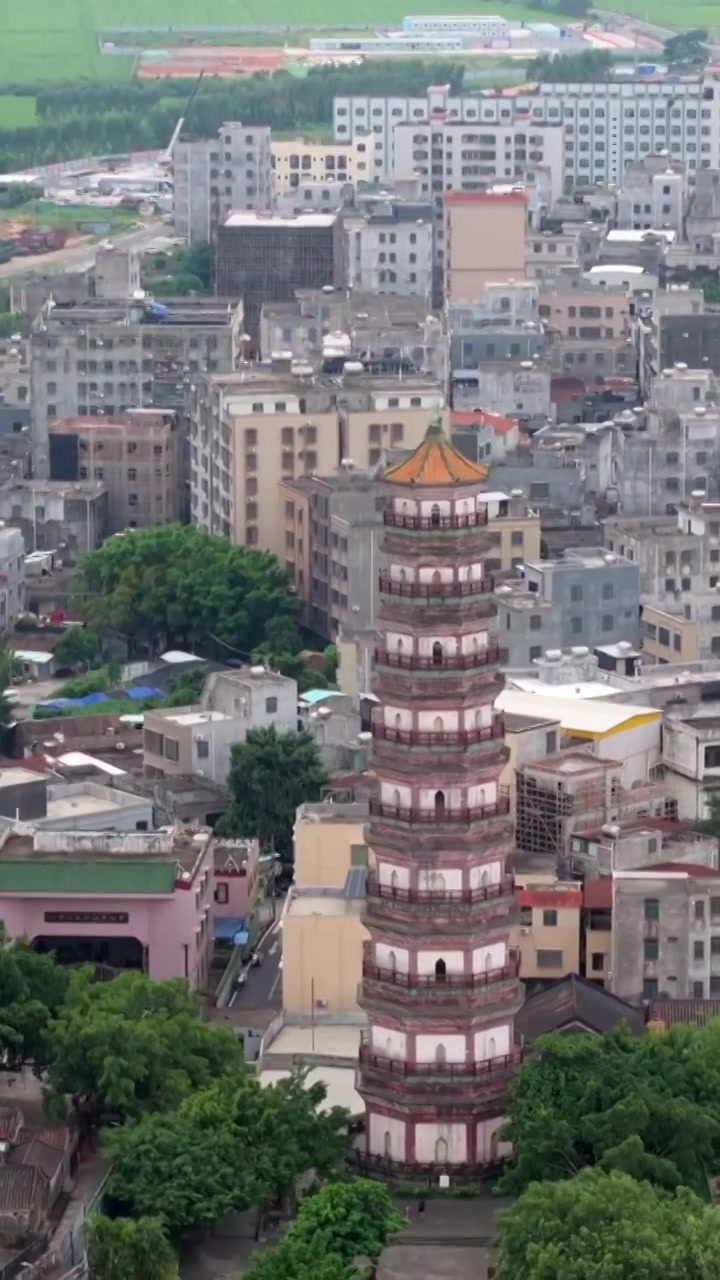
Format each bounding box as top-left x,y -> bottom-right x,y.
515,749 -> 673,865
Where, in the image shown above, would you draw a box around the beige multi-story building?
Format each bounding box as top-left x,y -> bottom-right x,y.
394,118 -> 564,203
444,190 -> 527,303
47,409 -> 182,534
272,136 -> 370,193
282,801 -> 372,1017
173,121 -> 273,244
539,283 -> 630,341
189,360 -> 444,554
512,876 -> 582,990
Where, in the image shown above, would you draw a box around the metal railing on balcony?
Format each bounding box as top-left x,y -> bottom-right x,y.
359,1042 -> 523,1078
362,957 -> 519,989
373,646 -> 500,673
369,791 -> 510,825
378,574 -> 495,599
372,719 -> 505,749
365,874 -> 514,906
383,510 -> 489,530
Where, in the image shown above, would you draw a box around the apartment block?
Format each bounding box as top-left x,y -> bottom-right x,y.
0,337 -> 30,437
0,526 -> 25,633
271,136 -> 370,192
333,76 -> 720,187
612,862 -> 720,1003
616,156 -> 686,233
520,548 -> 640,650
47,409 -> 182,534
664,709 -> 720,821
189,359 -> 444,553
444,190 -> 527,303
216,211 -> 345,337
496,587 -> 563,669
172,121 -> 273,243
346,201 -> 434,300
393,118 -> 564,202
514,879 -> 582,992
143,667 -> 297,787
539,282 -> 630,341
0,480 -> 108,564
30,296 -> 245,478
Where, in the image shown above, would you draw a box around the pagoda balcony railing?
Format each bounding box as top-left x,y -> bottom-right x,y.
361,956 -> 520,990
365,874 -> 514,907
359,1041 -> 523,1080
372,719 -> 505,749
383,510 -> 489,530
369,791 -> 510,825
373,646 -> 500,672
378,574 -> 495,599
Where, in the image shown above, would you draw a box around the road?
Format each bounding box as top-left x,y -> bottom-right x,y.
226,921 -> 280,1018
0,221 -> 176,280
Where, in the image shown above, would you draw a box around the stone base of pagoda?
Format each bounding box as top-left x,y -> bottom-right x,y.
361,1097 -> 512,1168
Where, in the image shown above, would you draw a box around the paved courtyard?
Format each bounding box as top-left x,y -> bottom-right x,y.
179,1195 -> 507,1280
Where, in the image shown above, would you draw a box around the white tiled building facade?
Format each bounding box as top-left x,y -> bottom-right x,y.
333,79 -> 720,190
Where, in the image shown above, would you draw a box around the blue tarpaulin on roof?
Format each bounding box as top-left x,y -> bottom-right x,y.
41,691 -> 110,711
214,917 -> 248,945
126,685 -> 162,700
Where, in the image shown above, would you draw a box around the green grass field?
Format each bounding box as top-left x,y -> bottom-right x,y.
0,0 -> 714,84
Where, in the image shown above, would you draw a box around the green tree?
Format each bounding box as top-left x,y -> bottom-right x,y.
498,1027 -> 720,1196
693,792 -> 720,858
0,931 -> 70,1071
218,727 -> 328,860
53,626 -> 102,671
106,1067 -> 350,1236
80,524 -> 296,655
162,667 -> 207,708
46,970 -> 239,1126
245,1239 -> 359,1280
495,1168 -> 720,1280
664,29 -> 709,68
322,644 -> 338,684
288,1179 -> 403,1263
86,1215 -> 177,1280
527,49 -> 613,82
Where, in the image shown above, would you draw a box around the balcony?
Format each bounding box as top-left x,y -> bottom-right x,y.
366,875 -> 514,907
373,646 -> 500,673
372,718 -> 505,749
359,1041 -> 522,1087
379,574 -> 495,600
362,955 -> 519,991
383,510 -> 488,530
369,791 -> 510,826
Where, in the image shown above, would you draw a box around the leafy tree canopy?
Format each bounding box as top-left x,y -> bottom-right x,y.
80,524 -> 297,654
495,1168 -> 720,1280
45,969 -> 239,1124
0,928 -> 70,1070
217,726 -> 328,860
106,1067 -> 350,1235
53,625 -> 102,670
527,49 -> 612,82
498,1024 -> 720,1196
86,1214 -> 177,1280
664,29 -> 709,67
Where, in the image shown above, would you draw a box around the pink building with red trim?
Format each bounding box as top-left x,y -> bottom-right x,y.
357,413 -> 522,1172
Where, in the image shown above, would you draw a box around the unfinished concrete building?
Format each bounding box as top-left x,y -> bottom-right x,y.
515,750 -> 674,871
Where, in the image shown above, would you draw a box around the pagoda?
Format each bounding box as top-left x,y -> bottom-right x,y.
358,413 -> 521,1170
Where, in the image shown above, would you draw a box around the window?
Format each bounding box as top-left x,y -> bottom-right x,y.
546,731 -> 557,754
570,584 -> 582,603
644,938 -> 659,961
265,696 -> 278,714
543,909 -> 558,927
712,936 -> 720,956
591,952 -> 605,972
196,739 -> 209,760
163,738 -> 179,763
601,615 -> 614,632
711,897 -> 720,920
693,980 -> 705,998
530,614 -> 542,632
537,949 -> 563,968
215,883 -> 229,905
602,582 -> 614,600
694,939 -> 705,961
644,898 -> 659,921
643,978 -> 658,999
511,530 -> 524,547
